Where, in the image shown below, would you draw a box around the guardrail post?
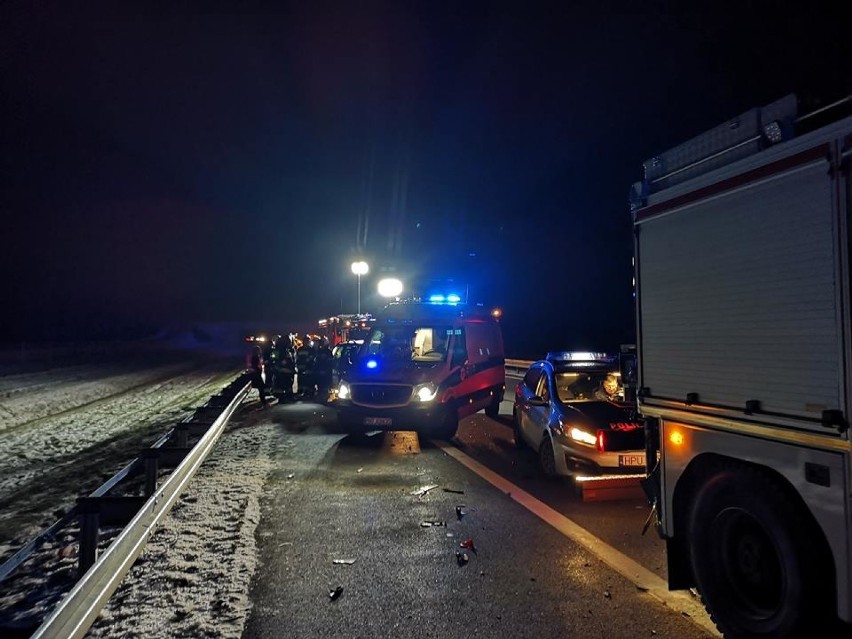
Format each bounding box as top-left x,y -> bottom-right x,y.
77,499 -> 100,578
143,450 -> 159,496
175,424 -> 188,448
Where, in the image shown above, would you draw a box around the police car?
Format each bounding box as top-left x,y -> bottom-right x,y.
512,351 -> 645,481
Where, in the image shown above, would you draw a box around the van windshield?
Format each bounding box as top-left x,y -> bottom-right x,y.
364,325 -> 452,362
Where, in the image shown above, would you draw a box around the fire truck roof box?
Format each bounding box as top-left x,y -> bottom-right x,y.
642,94 -> 798,192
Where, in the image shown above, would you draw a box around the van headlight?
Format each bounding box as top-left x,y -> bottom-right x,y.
413,383 -> 438,402
337,382 -> 351,400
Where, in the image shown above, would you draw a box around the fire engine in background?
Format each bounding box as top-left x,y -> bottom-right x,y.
631,94 -> 852,637
317,314 -> 375,346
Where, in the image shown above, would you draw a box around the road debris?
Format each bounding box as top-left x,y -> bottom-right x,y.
329,585 -> 344,600
455,506 -> 465,520
455,551 -> 469,566
459,538 -> 477,554
57,544 -> 78,559
442,487 -> 464,494
420,520 -> 447,527
410,484 -> 438,496
332,559 -> 356,565
287,473 -> 295,479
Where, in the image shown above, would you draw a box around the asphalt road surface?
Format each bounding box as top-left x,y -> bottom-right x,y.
239,394 -> 719,639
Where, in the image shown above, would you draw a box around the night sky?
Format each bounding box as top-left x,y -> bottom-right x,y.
2,2 -> 850,357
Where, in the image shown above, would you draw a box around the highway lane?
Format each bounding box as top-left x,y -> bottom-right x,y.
458,374 -> 667,579
240,395 -> 718,638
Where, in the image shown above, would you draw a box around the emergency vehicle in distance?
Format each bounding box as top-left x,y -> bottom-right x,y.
331,296 -> 505,440
317,313 -> 375,346
631,93 -> 852,637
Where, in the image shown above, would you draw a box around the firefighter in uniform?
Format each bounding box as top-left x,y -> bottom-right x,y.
246,344 -> 268,407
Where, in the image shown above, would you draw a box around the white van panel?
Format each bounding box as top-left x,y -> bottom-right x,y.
637,158 -> 841,429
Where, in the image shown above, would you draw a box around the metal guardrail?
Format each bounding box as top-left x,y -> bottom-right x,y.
26,376 -> 251,639
504,358 -> 534,374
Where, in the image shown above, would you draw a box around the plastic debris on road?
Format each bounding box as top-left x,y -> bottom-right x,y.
460,538 -> 477,554
410,484 -> 438,496
420,520 -> 446,527
456,506 -> 465,520
329,586 -> 344,600
443,487 -> 464,494
455,551 -> 469,566
332,559 -> 357,565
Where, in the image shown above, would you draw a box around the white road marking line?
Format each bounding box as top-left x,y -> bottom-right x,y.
434,439 -> 721,638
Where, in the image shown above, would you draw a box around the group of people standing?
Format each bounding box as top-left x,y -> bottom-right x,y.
245,333 -> 335,407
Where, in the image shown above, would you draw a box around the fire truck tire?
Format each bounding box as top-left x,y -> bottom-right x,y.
687,464 -> 833,639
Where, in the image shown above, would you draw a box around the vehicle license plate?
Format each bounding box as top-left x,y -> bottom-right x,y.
364,417 -> 392,426
619,453 -> 646,467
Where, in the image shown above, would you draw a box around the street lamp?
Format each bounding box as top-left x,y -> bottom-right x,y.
351,261 -> 369,314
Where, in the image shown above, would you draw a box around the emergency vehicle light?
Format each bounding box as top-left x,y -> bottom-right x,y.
546,351 -> 612,363
762,120 -> 784,144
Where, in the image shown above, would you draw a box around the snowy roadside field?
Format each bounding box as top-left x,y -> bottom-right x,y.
0,329 -> 294,637
87,410 -> 278,639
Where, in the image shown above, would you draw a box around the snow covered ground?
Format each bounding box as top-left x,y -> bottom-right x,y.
0,327 -> 282,637
88,410 -> 278,639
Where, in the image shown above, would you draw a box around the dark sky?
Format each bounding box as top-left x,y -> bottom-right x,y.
2,1 -> 850,356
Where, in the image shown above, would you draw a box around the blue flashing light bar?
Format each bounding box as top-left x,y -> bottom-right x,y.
365,358 -> 378,369
546,351 -> 614,363
427,293 -> 462,304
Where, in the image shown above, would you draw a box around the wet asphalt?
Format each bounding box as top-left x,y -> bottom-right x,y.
239,400 -> 716,639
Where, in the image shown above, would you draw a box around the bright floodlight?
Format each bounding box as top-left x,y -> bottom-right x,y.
351,261 -> 369,314
377,278 -> 403,298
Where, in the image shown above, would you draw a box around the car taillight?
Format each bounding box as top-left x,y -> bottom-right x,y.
596,431 -> 606,452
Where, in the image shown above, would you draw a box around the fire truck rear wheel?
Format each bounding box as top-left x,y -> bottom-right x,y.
687,464 -> 833,639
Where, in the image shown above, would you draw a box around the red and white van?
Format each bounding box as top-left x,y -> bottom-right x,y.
331,301 -> 505,439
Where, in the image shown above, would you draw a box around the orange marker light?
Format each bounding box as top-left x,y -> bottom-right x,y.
669,431 -> 684,446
